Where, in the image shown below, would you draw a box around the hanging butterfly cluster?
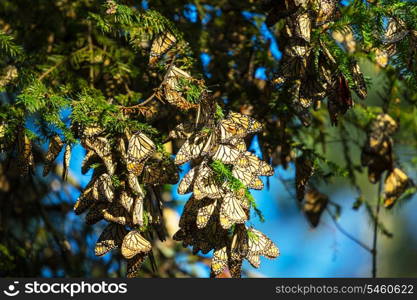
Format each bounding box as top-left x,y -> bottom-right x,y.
147,29 -> 279,277
172,109 -> 279,277
361,113 -> 413,208
72,124 -> 179,278
265,0 -> 367,126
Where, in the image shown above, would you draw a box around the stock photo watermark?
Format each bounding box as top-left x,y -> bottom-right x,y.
2,281 -> 128,297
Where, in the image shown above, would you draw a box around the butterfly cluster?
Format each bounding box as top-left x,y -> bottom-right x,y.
266,0 -> 367,126
171,108 -> 278,277
73,124 -> 179,278
361,113 -> 413,208
145,29 -> 280,277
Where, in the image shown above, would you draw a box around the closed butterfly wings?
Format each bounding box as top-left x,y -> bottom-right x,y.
232,166 -> 264,190
211,246 -> 229,276
236,152 -> 274,176
227,112 -> 262,135
211,144 -> 243,165
384,168 -> 412,208
196,198 -> 218,229
95,223 -> 128,256
83,136 -> 116,175
164,66 -> 199,110
142,159 -> 179,185
43,135 -> 64,176
121,230 -> 152,259
174,131 -> 215,165
193,163 -> 223,200
149,31 -> 177,65
246,228 -> 280,268
219,192 -> 249,229
126,132 -> 156,176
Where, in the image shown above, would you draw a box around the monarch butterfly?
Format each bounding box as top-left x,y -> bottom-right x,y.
121,230 -> 152,259
82,124 -> 104,138
178,165 -> 197,195
178,196 -> 199,229
96,173 -> 114,202
126,252 -> 148,278
288,12 -> 311,42
120,190 -> 135,212
196,198 -> 217,229
62,144 -> 71,180
370,113 -> 398,135
149,31 -> 177,65
218,119 -> 247,142
384,168 -> 412,208
81,150 -> 100,175
295,155 -> 313,201
327,75 -> 352,126
132,195 -> 144,226
236,152 -> 274,176
383,18 -> 408,45
84,137 -> 115,175
228,258 -> 243,278
228,138 -> 247,152
313,0 -> 339,27
219,192 -> 248,229
142,159 -> 179,185
246,227 -> 279,268
174,132 -> 212,165
211,246 -> 229,276
17,131 -> 34,176
228,112 -> 262,134
361,114 -> 396,183
232,166 -> 264,190
126,132 -> 155,175
350,60 -> 367,99
211,144 -> 243,165
274,55 -> 309,85
193,164 -> 223,199
120,186 -> 145,226
103,203 -> 132,226
164,66 -> 199,110
303,188 -> 328,227
127,173 -> 145,197
85,202 -> 107,225
43,135 -> 64,176
168,122 -> 194,140
74,186 -> 95,215
247,227 -> 279,257
227,225 -> 249,278
95,223 -> 128,256
230,225 -> 249,259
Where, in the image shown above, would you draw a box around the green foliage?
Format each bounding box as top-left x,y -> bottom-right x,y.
0,31 -> 22,57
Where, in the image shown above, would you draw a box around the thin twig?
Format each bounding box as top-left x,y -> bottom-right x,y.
87,21 -> 94,87
372,181 -> 383,278
326,208 -> 372,253
38,60 -> 65,81
121,92 -> 157,110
